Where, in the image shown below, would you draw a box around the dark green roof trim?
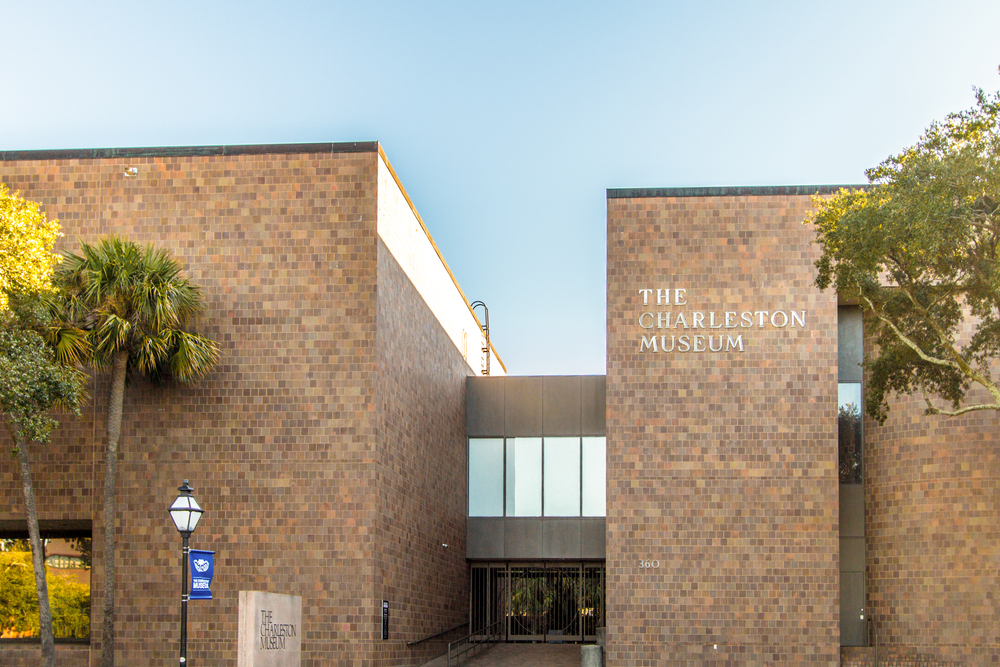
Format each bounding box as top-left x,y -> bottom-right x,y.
607,184 -> 868,199
0,141 -> 379,162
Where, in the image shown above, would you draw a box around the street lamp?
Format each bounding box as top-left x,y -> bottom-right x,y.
168,480 -> 203,666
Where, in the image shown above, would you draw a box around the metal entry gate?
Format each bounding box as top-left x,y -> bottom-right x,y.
471,563 -> 604,642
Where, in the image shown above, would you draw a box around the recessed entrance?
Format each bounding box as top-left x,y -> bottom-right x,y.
470,562 -> 605,643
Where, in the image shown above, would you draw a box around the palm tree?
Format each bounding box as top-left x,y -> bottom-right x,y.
55,237 -> 220,667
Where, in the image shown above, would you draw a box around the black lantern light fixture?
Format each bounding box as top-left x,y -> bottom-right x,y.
168,480 -> 203,666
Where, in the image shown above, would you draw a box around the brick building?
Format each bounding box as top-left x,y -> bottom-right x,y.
1,147 -> 997,666
0,143 -> 503,667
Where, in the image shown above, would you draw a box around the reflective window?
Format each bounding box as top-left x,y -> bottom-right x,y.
838,383 -> 863,483
581,437 -> 606,516
544,437 -> 580,516
468,436 -> 607,518
469,438 -> 504,516
1,536 -> 91,640
506,438 -> 542,516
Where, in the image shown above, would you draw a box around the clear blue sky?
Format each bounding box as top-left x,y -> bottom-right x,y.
3,1 -> 999,374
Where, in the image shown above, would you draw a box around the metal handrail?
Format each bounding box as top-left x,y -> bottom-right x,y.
866,616 -> 878,667
406,621 -> 469,646
447,619 -> 502,667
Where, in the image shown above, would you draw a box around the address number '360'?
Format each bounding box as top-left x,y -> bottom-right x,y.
638,560 -> 660,569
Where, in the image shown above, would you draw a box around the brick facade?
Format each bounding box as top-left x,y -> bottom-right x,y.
4,145 -> 999,667
864,387 -> 1000,666
606,190 -> 841,665
371,237 -> 472,664
0,145 -> 487,667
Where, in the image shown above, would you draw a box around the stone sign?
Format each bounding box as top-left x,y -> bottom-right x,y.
238,591 -> 302,667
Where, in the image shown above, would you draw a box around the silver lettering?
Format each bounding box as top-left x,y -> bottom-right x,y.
791,310 -> 806,327
725,311 -> 737,328
726,335 -> 744,352
678,335 -> 691,352
657,312 -> 671,329
674,312 -> 689,328
692,312 -> 705,328
693,335 -> 706,352
675,289 -> 687,305
661,335 -> 675,352
639,312 -> 655,329
741,311 -> 753,328
771,311 -> 788,327
755,311 -> 769,327
639,289 -> 653,304
656,288 -> 670,305
709,335 -> 723,352
640,335 -> 657,352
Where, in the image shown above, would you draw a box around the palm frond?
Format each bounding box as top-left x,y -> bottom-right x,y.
133,333 -> 171,376
94,313 -> 131,359
47,324 -> 91,367
52,236 -> 219,382
169,331 -> 221,382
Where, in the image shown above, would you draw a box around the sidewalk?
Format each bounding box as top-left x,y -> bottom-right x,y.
421,643 -> 583,667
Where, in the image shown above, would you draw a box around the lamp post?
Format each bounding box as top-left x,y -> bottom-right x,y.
168,480 -> 203,667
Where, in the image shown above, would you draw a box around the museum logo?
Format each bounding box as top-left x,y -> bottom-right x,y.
635,288 -> 806,353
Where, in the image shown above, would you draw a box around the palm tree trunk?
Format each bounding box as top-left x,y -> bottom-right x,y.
101,349 -> 128,667
16,436 -> 56,667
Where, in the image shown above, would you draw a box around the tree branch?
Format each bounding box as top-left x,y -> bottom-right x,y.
860,294 -> 961,370
921,389 -> 1000,416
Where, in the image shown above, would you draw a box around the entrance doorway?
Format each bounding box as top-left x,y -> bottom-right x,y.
470,562 -> 604,643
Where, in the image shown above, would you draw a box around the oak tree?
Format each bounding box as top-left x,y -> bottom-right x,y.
812,86 -> 1000,422
1,186 -> 85,667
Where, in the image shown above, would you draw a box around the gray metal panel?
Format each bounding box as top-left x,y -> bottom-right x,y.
543,519 -> 582,559
467,518 -> 504,559
838,306 -> 864,383
467,377 -> 505,436
543,376 -> 581,435
581,518 -> 607,559
840,536 -> 865,572
505,377 -> 544,436
839,484 -> 865,538
581,376 -> 606,435
504,518 -> 545,559
840,571 -> 867,646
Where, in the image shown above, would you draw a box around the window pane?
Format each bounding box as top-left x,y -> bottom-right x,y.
469,439 -> 504,516
838,383 -> 863,483
544,437 -> 580,517
0,536 -> 91,640
506,438 -> 542,517
582,437 -> 606,517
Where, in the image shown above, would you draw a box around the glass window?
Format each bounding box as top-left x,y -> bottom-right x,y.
506,438 -> 542,516
544,437 -> 581,516
469,438 -> 504,516
581,437 -> 606,516
838,383 -> 863,483
1,535 -> 91,640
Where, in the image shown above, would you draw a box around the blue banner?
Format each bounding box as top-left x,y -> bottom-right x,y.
189,550 -> 215,600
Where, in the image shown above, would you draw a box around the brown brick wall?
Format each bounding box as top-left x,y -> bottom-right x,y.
371,238 -> 471,665
0,147 -> 468,666
865,385 -> 1000,666
606,193 -> 840,666
842,646 -> 965,667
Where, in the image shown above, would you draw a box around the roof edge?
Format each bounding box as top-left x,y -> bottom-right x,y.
376,146 -> 507,374
0,141 -> 379,162
607,184 -> 868,199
